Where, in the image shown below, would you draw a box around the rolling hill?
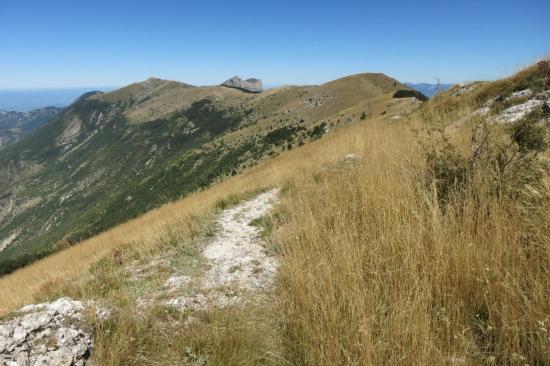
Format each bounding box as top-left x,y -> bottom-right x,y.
0,73 -> 419,274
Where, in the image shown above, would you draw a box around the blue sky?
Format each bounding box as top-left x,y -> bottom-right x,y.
1,0 -> 549,89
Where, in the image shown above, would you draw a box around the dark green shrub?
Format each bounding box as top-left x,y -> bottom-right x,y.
509,115 -> 546,154
263,126 -> 305,145
393,89 -> 428,101
417,123 -> 469,204
419,111 -> 548,207
309,122 -> 327,139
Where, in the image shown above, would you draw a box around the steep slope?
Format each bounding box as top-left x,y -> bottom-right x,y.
0,107 -> 62,149
0,73 -> 417,274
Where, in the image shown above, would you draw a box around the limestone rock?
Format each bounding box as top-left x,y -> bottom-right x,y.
343,154 -> 359,162
221,76 -> 263,93
0,297 -> 103,366
493,99 -> 544,123
508,89 -> 533,100
535,90 -> 550,101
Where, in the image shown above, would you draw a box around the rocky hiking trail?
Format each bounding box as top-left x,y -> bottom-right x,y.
130,188 -> 280,311
0,189 -> 280,365
164,188 -> 279,310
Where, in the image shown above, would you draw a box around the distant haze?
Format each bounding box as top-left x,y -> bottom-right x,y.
405,83 -> 455,97
0,88 -> 116,111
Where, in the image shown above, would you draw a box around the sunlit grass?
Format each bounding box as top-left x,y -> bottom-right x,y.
0,62 -> 548,365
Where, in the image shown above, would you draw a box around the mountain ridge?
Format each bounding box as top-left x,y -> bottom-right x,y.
0,72 -> 419,274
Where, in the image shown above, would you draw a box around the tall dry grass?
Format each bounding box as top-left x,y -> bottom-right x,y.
273,115 -> 549,364
1,63 -> 548,365
0,114 -> 364,315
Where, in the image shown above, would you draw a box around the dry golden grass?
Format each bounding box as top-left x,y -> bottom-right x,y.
274,119 -> 549,365
0,109 -> 369,315
1,63 -> 548,365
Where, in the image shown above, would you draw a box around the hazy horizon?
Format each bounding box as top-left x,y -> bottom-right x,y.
0,87 -> 116,111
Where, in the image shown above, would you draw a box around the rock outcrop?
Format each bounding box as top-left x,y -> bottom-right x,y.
508,88 -> 533,100
492,89 -> 550,123
0,298 -> 106,366
494,99 -> 545,123
221,76 -> 263,93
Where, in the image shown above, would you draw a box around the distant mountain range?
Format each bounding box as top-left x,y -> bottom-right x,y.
405,83 -> 454,97
0,90 -> 111,149
0,107 -> 63,149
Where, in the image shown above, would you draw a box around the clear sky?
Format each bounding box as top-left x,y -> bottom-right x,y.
1,0 -> 549,89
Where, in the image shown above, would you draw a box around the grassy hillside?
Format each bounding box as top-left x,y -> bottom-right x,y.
0,74 -> 414,275
1,62 -> 548,365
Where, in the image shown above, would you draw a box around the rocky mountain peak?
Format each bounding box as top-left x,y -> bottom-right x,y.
221,76 -> 263,93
